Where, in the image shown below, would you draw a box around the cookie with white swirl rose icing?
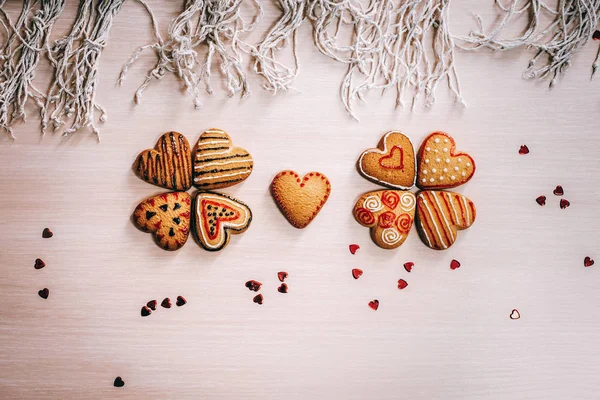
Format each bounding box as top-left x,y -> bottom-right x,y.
358,131 -> 416,189
353,190 -> 416,249
416,132 -> 475,189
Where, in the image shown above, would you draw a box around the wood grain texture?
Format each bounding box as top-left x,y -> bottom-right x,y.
1,1 -> 600,399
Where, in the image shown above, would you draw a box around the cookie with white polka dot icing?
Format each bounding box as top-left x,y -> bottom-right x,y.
416,132 -> 475,189
358,131 -> 416,189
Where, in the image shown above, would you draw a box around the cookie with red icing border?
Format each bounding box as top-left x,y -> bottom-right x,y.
133,192 -> 192,251
271,171 -> 331,229
416,132 -> 475,189
193,191 -> 252,251
353,190 -> 416,249
358,131 -> 416,189
415,190 -> 476,250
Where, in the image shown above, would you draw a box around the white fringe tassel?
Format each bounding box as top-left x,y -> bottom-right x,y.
457,0 -> 600,87
119,0 -> 263,109
0,0 -> 65,139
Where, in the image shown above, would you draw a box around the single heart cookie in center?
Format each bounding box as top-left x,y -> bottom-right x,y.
271,171 -> 331,229
416,132 -> 475,189
358,131 -> 416,189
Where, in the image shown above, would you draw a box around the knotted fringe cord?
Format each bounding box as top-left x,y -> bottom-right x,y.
0,0 -> 65,139
456,0 -> 600,87
119,0 -> 262,109
307,0 -> 463,120
43,0 -> 125,138
252,0 -> 305,93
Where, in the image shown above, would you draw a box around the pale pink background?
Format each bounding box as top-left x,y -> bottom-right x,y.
1,1 -> 599,399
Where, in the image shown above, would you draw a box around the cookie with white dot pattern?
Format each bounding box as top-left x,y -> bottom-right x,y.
416,132 -> 475,189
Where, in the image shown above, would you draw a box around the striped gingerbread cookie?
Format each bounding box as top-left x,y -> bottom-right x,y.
193,129 -> 253,189
415,191 -> 476,250
133,132 -> 193,191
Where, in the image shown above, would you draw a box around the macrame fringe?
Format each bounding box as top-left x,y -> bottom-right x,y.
457,0 -> 600,87
0,0 -> 65,139
119,0 -> 262,109
42,0 -> 125,139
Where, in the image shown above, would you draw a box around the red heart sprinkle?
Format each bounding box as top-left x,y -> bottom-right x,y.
450,259 -> 461,270
176,296 -> 187,306
535,196 -> 546,206
277,283 -> 288,293
553,185 -> 564,196
114,376 -> 125,387
403,262 -> 414,272
594,30 -> 600,40
161,298 -> 172,308
584,257 -> 594,267
34,258 -> 46,269
253,294 -> 264,305
277,272 -> 288,282
397,279 -> 408,289
349,244 -> 360,254
38,288 -> 49,299
245,280 -> 262,292
146,300 -> 157,310
518,145 -> 529,155
42,228 -> 53,238
352,268 -> 363,279
560,199 -> 570,209
368,300 -> 379,310
141,306 -> 151,317
509,309 -> 520,320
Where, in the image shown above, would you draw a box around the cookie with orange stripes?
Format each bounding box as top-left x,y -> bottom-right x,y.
193,128 -> 253,189
132,192 -> 192,251
415,191 -> 476,250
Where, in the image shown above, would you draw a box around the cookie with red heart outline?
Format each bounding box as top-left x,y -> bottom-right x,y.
358,131 -> 416,189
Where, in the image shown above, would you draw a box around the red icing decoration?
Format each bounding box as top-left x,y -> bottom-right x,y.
450,259 -> 461,270
403,262 -> 414,272
349,244 -> 360,254
397,279 -> 408,289
380,191 -> 400,210
201,199 -> 240,240
395,213 -> 412,234
378,211 -> 395,228
518,145 -> 529,155
352,268 -> 363,279
584,256 -> 594,267
536,196 -> 546,206
560,199 -> 570,209
378,146 -> 404,170
368,300 -> 379,310
355,208 -> 375,226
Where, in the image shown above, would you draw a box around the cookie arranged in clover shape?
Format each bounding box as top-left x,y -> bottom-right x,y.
353,190 -> 416,249
133,131 -> 193,191
357,131 -> 416,189
193,128 -> 254,190
133,192 -> 192,251
271,171 -> 331,229
416,132 -> 475,189
354,130 -> 476,250
193,191 -> 252,251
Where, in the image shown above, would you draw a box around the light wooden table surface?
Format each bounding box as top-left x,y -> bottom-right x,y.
1,1 -> 600,399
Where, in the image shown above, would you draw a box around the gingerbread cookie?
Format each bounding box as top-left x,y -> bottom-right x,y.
358,131 -> 416,189
353,190 -> 416,249
133,132 -> 193,191
416,132 -> 475,189
193,128 -> 253,189
415,191 -> 476,250
271,171 -> 331,229
133,192 -> 192,251
193,192 -> 252,251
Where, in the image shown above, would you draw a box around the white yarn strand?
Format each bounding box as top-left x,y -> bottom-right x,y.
43,0 -> 125,138
0,0 -> 65,138
119,0 -> 263,109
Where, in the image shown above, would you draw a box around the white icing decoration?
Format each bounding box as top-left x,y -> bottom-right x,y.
434,149 -> 438,153
435,158 -> 441,162
426,147 -> 430,151
423,170 -> 427,175
381,228 -> 402,246
454,166 -> 459,171
443,168 -> 448,172
363,195 -> 383,212
434,138 -> 440,143
458,158 -> 462,162
400,192 -> 416,211
425,159 -> 429,164
422,178 -> 426,182
443,148 -> 448,152
429,178 -> 434,182
432,168 -> 437,173
466,162 -> 471,167
462,172 -> 466,177
445,158 -> 450,163
451,176 -> 456,180
439,176 -> 444,180
444,139 -> 448,143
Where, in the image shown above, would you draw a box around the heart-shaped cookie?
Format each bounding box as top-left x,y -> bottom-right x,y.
353,190 -> 416,249
132,192 -> 192,251
193,191 -> 252,251
271,171 -> 331,229
133,132 -> 193,191
415,191 -> 476,250
193,128 -> 253,190
358,131 -> 416,189
416,132 -> 475,189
